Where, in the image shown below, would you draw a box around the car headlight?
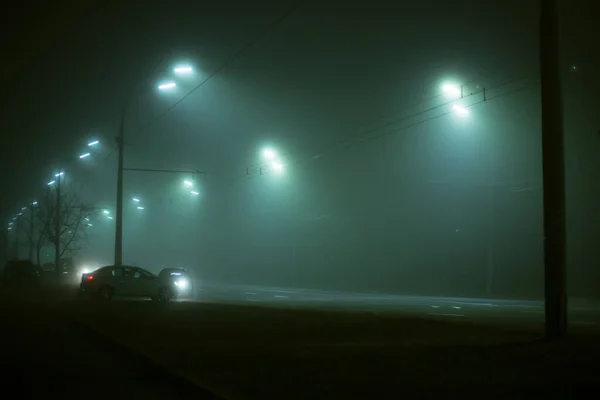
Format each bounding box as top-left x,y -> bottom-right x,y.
174,279 -> 189,289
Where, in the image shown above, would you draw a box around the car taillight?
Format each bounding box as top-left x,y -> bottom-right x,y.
86,275 -> 94,281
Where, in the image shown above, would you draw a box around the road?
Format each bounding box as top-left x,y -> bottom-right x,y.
0,299 -> 221,399
198,284 -> 600,328
3,288 -> 600,399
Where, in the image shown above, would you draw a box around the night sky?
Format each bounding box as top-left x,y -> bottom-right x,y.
1,0 -> 599,297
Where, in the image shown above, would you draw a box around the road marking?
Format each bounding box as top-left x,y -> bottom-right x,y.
428,313 -> 464,317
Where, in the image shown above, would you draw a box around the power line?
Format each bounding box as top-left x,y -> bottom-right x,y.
132,0 -> 307,138
237,76 -> 538,182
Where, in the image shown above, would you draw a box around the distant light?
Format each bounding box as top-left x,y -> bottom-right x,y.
107,216 -> 113,220
102,210 -> 110,214
8,222 -> 13,226
173,65 -> 193,74
55,172 -> 64,177
7,227 -> 12,230
158,82 -> 176,90
183,180 -> 193,187
84,218 -> 89,221
132,197 -> 140,202
79,153 -> 91,159
32,201 -> 38,205
442,83 -> 461,98
452,104 -> 469,116
571,65 -> 577,71
263,148 -> 277,160
137,206 -> 145,210
88,140 -> 99,146
272,161 -> 285,173
18,212 -> 23,216
47,180 -> 56,186
190,191 -> 199,195
21,207 -> 27,211
88,223 -> 93,227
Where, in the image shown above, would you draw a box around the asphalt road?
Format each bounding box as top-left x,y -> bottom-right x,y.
197,284 -> 600,328
0,300 -> 221,399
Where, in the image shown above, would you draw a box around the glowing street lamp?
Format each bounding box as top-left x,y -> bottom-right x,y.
88,140 -> 99,146
173,65 -> 193,74
452,104 -> 469,117
441,82 -> 462,98
132,197 -> 140,202
190,190 -> 199,195
102,210 -> 110,215
55,172 -> 64,177
137,206 -> 145,210
183,180 -> 193,187
263,148 -> 277,160
158,82 -> 176,90
79,153 -> 91,159
47,180 -> 56,186
272,161 -> 285,173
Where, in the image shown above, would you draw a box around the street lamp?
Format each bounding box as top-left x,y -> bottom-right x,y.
88,140 -> 99,146
102,210 -> 110,214
158,82 -> 176,90
183,180 -> 193,187
132,197 -> 140,202
79,153 -> 91,159
441,82 -> 462,98
136,206 -> 145,210
190,190 -> 199,196
173,65 -> 193,74
452,104 -> 469,117
263,148 -> 277,160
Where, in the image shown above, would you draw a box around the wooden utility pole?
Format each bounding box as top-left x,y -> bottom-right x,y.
540,0 -> 567,340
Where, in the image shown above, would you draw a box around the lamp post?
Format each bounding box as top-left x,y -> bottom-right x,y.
49,172 -> 63,283
113,63 -> 195,266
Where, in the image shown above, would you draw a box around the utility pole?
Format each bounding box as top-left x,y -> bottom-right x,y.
13,216 -> 20,259
540,0 -> 567,340
115,108 -> 125,267
29,202 -> 34,262
54,173 -> 62,284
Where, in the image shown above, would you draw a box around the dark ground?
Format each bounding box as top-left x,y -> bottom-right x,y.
1,288 -> 599,399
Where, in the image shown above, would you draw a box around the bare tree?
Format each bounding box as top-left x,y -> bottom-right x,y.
35,182 -> 101,266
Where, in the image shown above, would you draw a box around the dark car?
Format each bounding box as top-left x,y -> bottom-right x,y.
158,268 -> 194,298
80,265 -> 176,301
1,260 -> 42,287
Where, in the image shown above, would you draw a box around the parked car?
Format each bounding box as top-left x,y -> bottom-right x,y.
158,268 -> 194,299
79,265 -> 176,301
1,260 -> 42,287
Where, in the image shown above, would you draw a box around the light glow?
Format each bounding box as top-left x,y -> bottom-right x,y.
102,210 -> 110,214
263,148 -> 277,160
183,180 -> 193,187
47,180 -> 56,186
88,140 -> 99,146
132,197 -> 140,202
55,172 -> 64,177
452,104 -> 469,116
272,161 -> 285,173
174,66 -> 193,74
158,82 -> 176,90
137,206 -> 145,210
441,83 -> 461,98
190,191 -> 199,195
79,153 -> 91,159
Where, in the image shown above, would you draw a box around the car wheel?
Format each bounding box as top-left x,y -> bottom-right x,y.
157,286 -> 172,303
97,285 -> 114,301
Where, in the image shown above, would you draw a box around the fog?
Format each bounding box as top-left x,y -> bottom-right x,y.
2,0 -> 599,299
